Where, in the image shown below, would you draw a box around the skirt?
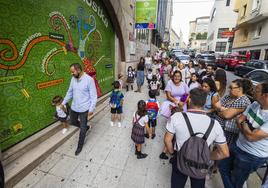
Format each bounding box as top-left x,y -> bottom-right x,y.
131,123 -> 145,144
136,71 -> 144,87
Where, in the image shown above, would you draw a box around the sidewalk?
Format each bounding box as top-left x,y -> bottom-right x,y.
15,86 -> 224,188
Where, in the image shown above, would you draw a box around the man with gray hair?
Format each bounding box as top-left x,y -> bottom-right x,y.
63,63 -> 97,155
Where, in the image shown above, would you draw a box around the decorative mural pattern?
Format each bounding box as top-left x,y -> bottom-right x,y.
0,0 -> 115,150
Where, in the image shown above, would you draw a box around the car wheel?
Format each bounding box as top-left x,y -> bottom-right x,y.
224,64 -> 229,70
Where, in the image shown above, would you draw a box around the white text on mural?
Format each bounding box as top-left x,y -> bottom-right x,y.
83,0 -> 109,28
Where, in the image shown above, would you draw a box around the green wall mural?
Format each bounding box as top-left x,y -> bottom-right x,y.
0,0 -> 115,150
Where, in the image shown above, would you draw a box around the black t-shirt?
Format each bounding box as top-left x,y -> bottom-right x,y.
137,62 -> 145,71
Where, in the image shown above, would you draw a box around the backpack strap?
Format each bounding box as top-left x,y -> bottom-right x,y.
182,112 -> 194,136
133,112 -> 143,125
202,118 -> 215,140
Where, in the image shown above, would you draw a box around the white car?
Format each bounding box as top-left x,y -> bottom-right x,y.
176,55 -> 190,65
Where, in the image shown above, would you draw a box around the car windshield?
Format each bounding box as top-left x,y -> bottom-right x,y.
235,56 -> 247,61
203,55 -> 215,60
179,56 -> 190,60
174,51 -> 183,56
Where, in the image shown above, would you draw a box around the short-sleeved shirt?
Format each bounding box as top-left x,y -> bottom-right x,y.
204,91 -> 218,111
215,95 -> 251,132
166,111 -> 226,150
236,101 -> 268,158
165,80 -> 189,100
189,82 -> 200,91
56,105 -> 67,118
133,113 -> 149,127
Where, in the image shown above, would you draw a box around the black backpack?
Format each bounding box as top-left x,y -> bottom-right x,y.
177,112 -> 214,179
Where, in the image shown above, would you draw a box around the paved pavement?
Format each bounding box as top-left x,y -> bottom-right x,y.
15,84 -> 225,188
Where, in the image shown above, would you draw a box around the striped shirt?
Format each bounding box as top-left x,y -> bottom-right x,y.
237,101 -> 268,158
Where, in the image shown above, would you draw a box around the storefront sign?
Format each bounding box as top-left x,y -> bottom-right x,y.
221,31 -> 234,38
135,0 -> 158,29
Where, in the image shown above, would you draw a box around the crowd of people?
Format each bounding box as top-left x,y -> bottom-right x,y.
52,49 -> 268,188
121,50 -> 268,188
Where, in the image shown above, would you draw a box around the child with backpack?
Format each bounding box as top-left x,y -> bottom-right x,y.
131,100 -> 151,159
145,90 -> 160,139
110,81 -> 124,127
52,96 -> 69,134
148,75 -> 161,96
126,66 -> 135,91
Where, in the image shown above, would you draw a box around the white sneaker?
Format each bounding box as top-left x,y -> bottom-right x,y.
110,121 -> 114,127
62,128 -> 68,134
118,122 -> 121,128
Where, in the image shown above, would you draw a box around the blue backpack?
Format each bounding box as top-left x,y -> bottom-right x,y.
110,91 -> 122,108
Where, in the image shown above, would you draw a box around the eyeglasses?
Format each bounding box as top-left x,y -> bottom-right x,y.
229,86 -> 240,90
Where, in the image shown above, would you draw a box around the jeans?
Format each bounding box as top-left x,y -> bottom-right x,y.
219,144 -> 268,188
171,155 -> 205,188
70,109 -> 88,148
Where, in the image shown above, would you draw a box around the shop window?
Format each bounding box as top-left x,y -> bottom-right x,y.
265,49 -> 268,60
217,28 -> 229,38
226,0 -> 231,6
215,42 -> 227,52
250,50 -> 261,60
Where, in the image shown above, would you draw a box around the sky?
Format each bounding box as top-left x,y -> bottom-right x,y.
171,0 -> 214,44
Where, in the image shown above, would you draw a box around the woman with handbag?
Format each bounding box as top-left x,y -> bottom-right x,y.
131,100 -> 151,159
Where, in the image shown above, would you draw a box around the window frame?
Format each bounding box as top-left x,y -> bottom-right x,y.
215,42 -> 227,52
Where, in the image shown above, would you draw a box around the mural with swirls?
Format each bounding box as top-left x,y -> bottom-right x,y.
0,0 -> 115,150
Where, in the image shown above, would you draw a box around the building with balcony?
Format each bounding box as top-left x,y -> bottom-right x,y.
188,16 -> 210,52
232,0 -> 268,60
207,0 -> 238,54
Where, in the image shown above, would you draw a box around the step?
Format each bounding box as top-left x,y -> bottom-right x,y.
2,121 -> 62,167
4,95 -> 110,188
4,125 -> 78,188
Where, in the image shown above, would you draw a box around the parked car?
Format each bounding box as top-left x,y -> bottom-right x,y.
175,54 -> 190,64
244,69 -> 268,101
235,60 -> 268,76
244,69 -> 268,84
217,54 -> 247,70
196,54 -> 216,66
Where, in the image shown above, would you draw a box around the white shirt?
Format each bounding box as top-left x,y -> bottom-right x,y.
133,113 -> 149,127
147,72 -> 153,80
145,57 -> 152,65
166,111 -> 226,150
56,105 -> 67,118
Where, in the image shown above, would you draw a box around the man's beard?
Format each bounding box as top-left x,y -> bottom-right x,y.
73,74 -> 80,78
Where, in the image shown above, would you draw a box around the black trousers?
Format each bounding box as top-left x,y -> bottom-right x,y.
70,109 -> 88,148
171,155 -> 205,188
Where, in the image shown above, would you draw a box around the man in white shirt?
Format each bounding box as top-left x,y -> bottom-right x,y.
164,88 -> 229,188
218,82 -> 268,188
63,63 -> 97,155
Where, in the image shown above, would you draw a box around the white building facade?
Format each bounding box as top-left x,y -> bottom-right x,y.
207,0 -> 238,54
189,16 -> 210,52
